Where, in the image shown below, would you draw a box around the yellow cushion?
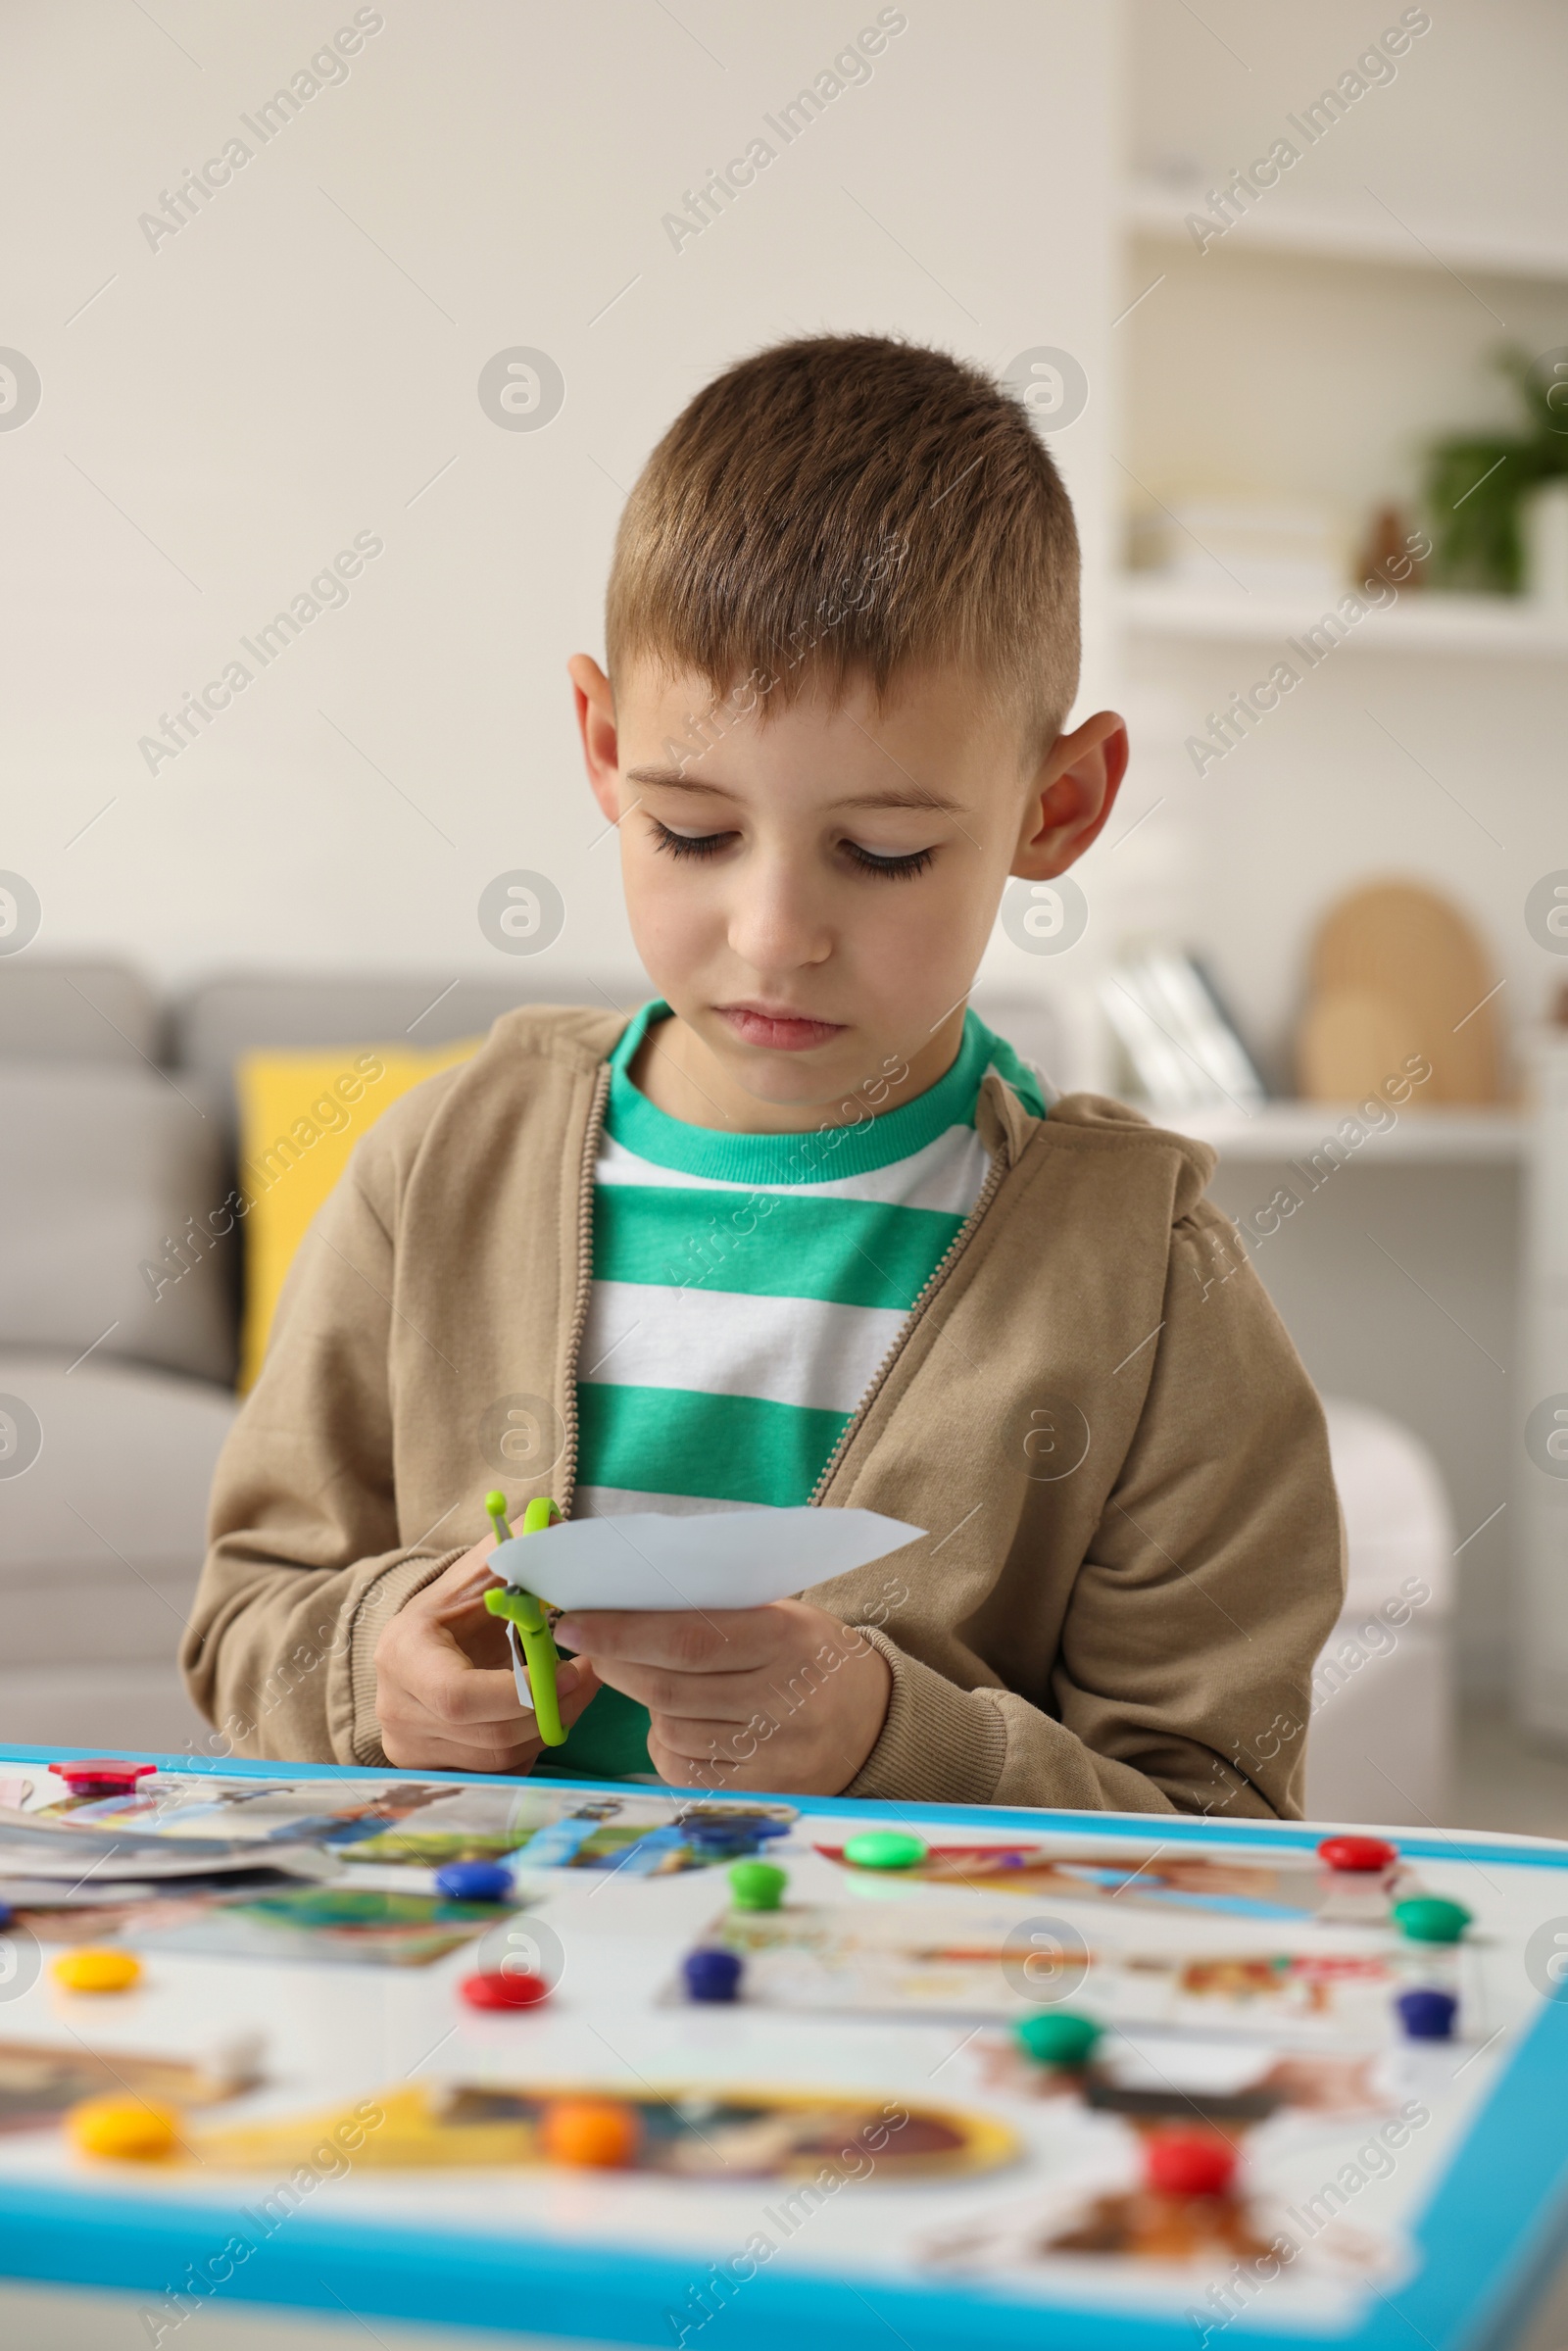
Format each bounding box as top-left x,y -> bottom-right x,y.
234,1043 -> 477,1390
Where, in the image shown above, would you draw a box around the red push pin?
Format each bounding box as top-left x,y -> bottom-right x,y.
460,1970 -> 551,2011
1144,2130 -> 1239,2199
1317,1834 -> 1398,1874
50,1759 -> 157,1799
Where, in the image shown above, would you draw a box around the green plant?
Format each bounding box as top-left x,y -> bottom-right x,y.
1423,347 -> 1568,594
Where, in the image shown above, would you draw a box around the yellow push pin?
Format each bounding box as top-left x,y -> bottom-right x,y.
53,1947 -> 142,1994
68,2097 -> 178,2161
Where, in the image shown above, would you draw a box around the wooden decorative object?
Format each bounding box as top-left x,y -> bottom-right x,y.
1297,882 -> 1502,1103
1297,987 -> 1413,1104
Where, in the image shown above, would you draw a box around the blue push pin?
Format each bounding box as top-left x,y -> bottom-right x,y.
435,1860 -> 514,1903
1396,1986 -> 1457,2041
682,1948 -> 743,2004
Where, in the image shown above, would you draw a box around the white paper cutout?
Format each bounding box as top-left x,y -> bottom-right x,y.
487,1506 -> 923,1614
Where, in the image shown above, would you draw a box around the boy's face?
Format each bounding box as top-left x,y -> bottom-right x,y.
570,655 -> 1126,1129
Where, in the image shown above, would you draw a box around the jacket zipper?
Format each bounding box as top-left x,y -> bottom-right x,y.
558,1060 -> 612,1520
807,1140 -> 1010,1505
560,1061 -> 1015,1516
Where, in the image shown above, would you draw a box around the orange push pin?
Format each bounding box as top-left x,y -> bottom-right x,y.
69,2097 -> 178,2161
538,2096 -> 643,2169
52,1948 -> 141,1994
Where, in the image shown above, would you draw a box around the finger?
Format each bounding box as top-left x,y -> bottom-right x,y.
554,1607 -> 780,1674
383,1660 -> 596,1769
430,1566 -> 514,1624
645,1730 -> 750,1791
411,1647 -> 593,1731
450,1658 -> 597,1759
413,1657 -> 533,1727
555,1660 -> 602,1724
379,1668 -> 601,1775
380,1660 -> 596,1765
589,1656 -> 779,1724
421,1542 -> 502,1610
647,1712 -> 784,1765
381,1727 -> 546,1774
399,1656 -> 600,1749
446,1615 -> 514,1674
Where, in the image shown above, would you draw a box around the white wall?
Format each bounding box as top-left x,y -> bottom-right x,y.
1126,0 -> 1568,255
1106,0 -> 1568,1698
1112,0 -> 1568,1078
1,0 -> 1117,998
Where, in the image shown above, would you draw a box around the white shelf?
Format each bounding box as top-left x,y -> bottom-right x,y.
1124,182 -> 1568,283
1165,1103 -> 1526,1165
1116,574 -> 1568,659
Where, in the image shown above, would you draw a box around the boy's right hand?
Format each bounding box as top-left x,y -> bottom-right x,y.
373,1539 -> 600,1773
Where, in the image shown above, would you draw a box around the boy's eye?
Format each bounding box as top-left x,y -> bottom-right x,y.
647,818 -> 935,881
650,819 -> 735,860
843,841 -> 936,881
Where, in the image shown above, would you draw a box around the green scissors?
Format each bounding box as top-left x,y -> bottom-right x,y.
481,1492 -> 566,1746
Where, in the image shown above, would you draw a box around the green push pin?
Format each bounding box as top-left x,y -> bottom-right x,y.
1392,1894 -> 1472,1944
481,1491 -> 567,1747
842,1830 -> 927,1872
729,1861 -> 787,1912
1014,2011 -> 1103,2069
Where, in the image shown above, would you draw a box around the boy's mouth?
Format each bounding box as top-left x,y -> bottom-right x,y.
714,1002 -> 848,1053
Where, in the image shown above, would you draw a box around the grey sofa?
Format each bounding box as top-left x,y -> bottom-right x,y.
0,960 -> 653,1751
0,964 -> 235,1748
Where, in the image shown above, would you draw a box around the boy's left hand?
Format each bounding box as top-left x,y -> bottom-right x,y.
551,1599 -> 892,1794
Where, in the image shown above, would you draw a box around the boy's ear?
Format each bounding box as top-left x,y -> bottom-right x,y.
1010,710 -> 1130,880
568,655 -> 620,825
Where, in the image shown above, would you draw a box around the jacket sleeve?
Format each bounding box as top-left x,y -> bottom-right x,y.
847,1200 -> 1346,1817
179,1145 -> 466,1768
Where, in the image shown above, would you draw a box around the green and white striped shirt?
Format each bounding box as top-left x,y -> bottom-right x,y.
541,1001 -> 1046,1782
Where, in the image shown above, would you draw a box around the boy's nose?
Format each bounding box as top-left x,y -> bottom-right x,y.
726,870 -> 833,972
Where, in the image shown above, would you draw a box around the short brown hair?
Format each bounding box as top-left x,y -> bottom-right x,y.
605,334 -> 1081,757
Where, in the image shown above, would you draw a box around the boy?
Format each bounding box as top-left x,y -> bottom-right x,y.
184,335 -> 1342,1818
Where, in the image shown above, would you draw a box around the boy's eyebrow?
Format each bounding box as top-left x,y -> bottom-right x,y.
623,766 -> 733,792
623,765 -> 967,814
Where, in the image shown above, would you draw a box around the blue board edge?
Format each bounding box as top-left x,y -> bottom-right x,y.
3,1741 -> 1565,1872
2,1743 -> 1567,2348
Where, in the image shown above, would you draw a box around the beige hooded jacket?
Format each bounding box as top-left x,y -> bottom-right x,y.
182,1004 -> 1344,1818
